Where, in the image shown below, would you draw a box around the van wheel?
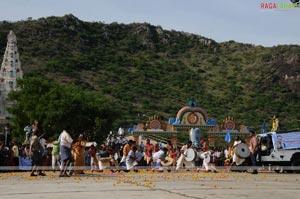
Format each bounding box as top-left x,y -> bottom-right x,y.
291,159 -> 300,173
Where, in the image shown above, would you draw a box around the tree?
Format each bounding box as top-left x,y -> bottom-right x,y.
8,77 -> 118,142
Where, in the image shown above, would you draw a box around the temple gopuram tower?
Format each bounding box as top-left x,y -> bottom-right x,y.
0,30 -> 23,120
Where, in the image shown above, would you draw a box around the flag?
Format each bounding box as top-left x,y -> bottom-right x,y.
262,120 -> 267,134
225,130 -> 231,143
246,126 -> 252,132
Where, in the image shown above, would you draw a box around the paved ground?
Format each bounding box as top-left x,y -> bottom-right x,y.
0,170 -> 300,199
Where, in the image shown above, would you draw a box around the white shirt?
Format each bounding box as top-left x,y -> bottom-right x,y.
126,150 -> 137,164
153,150 -> 165,164
180,145 -> 190,158
60,130 -> 73,148
224,149 -> 229,159
125,150 -> 138,170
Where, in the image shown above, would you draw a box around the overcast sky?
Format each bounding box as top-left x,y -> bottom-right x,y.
0,0 -> 299,46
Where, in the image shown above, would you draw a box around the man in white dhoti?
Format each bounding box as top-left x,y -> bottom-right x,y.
231,136 -> 242,166
126,146 -> 138,171
176,141 -> 195,170
201,150 -> 218,173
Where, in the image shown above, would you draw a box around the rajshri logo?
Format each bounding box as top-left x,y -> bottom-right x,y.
260,0 -> 299,9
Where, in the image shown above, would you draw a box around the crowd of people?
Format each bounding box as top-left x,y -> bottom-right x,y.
0,120 -> 261,176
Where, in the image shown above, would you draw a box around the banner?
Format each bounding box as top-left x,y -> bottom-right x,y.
272,132 -> 300,150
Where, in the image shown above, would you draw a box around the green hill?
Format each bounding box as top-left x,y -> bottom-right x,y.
1,14 -> 300,133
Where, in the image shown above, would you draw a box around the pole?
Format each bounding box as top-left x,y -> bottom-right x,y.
5,130 -> 7,146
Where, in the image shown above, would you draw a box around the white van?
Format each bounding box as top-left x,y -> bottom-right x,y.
257,131 -> 300,173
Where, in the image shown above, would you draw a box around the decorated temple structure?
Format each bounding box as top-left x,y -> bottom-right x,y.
130,99 -> 250,147
207,116 -> 250,146
170,99 -> 216,130
130,99 -> 217,145
0,31 -> 23,121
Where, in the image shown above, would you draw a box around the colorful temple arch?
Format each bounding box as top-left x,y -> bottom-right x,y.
129,99 -> 250,147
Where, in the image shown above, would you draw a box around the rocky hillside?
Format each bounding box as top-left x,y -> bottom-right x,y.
0,14 -> 299,130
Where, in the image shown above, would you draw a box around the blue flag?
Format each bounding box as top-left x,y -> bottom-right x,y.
225,130 -> 231,143
262,120 -> 267,134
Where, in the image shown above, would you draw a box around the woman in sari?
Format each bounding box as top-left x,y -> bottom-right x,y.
73,134 -> 86,174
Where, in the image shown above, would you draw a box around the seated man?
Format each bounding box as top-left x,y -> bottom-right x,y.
152,147 -> 169,171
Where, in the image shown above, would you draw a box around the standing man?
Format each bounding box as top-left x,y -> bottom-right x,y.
201,150 -> 218,173
29,131 -> 46,176
145,139 -> 154,166
176,141 -> 195,171
4,124 -> 11,146
29,131 -> 40,176
249,130 -> 258,174
200,138 -> 207,152
88,144 -> 97,172
59,127 -> 73,177
231,136 -> 242,166
271,115 -> 280,132
119,140 -> 135,168
12,141 -> 19,170
125,146 -> 138,171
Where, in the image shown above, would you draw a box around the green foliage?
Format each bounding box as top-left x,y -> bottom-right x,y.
8,77 -> 118,142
